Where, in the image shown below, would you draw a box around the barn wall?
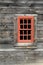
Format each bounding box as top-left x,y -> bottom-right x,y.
0,0 -> 43,47
0,0 -> 43,64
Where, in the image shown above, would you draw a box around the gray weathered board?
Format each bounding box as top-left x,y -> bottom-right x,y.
0,0 -> 42,64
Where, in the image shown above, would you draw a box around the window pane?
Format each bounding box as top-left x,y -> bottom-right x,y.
28,25 -> 31,29
20,36 -> 23,40
24,19 -> 27,24
24,25 -> 27,29
20,19 -> 23,24
28,36 -> 31,40
28,30 -> 31,34
20,25 -> 23,29
20,30 -> 23,34
28,19 -> 31,24
24,30 -> 27,34
24,36 -> 27,40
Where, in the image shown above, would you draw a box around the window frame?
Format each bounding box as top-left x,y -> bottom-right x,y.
17,16 -> 34,43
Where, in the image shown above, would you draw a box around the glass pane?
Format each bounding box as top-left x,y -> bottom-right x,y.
24,19 -> 27,24
20,19 -> 23,24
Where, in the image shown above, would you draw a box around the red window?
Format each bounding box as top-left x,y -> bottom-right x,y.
18,16 -> 34,43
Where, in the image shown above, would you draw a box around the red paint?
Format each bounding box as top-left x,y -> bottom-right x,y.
17,16 -> 34,43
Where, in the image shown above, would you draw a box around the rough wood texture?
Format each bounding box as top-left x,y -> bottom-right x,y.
0,0 -> 42,64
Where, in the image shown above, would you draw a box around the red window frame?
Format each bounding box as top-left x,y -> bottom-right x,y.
17,16 -> 34,43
